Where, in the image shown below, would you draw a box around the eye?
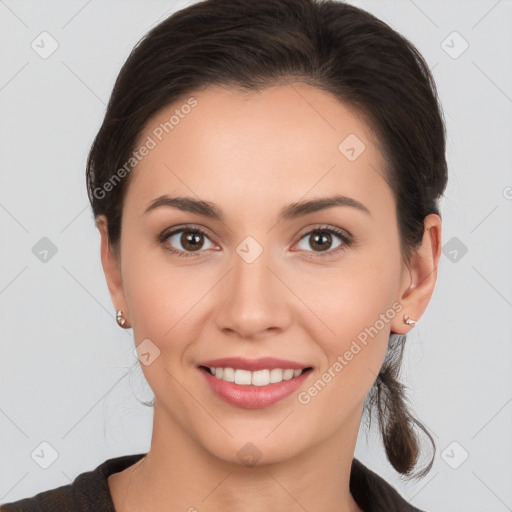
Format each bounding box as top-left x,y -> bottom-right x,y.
159,225 -> 216,257
159,224 -> 353,259
294,225 -> 352,257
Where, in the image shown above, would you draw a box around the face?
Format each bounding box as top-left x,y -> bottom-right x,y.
99,83 -> 424,466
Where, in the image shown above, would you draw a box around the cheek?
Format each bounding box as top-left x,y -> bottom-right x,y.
295,262 -> 398,427
308,255 -> 401,344
121,245 -> 215,354
298,249 -> 402,406
120,253 -> 209,406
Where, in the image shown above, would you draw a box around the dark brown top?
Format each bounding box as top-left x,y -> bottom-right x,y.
0,453 -> 425,512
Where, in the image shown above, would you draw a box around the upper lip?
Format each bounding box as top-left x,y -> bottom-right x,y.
198,357 -> 311,371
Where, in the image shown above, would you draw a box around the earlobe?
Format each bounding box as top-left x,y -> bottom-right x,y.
96,215 -> 129,320
392,214 -> 442,334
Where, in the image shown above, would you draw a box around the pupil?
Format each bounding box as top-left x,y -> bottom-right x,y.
183,231 -> 202,251
312,232 -> 331,251
179,230 -> 332,253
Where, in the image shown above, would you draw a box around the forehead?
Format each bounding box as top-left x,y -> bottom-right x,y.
125,83 -> 392,216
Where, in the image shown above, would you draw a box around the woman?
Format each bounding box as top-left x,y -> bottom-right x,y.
1,0 -> 446,510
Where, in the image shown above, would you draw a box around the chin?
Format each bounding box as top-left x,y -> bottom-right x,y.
195,424 -> 315,469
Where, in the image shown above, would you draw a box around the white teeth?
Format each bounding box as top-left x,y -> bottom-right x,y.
222,367 -> 235,382
252,369 -> 270,386
282,369 -> 295,380
206,366 -> 305,386
269,368 -> 283,383
234,369 -> 252,385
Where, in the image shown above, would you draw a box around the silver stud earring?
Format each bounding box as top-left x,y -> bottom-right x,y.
403,314 -> 416,326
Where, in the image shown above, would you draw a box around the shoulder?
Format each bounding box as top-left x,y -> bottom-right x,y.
350,458 -> 426,512
0,453 -> 146,512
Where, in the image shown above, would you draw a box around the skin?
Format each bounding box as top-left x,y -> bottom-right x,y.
97,82 -> 442,512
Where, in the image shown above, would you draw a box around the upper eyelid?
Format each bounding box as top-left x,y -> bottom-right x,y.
161,224 -> 216,241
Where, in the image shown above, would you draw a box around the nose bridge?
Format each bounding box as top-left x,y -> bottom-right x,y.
230,238 -> 277,305
215,236 -> 288,337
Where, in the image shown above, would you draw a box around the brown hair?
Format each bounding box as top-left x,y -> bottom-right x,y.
86,0 -> 447,479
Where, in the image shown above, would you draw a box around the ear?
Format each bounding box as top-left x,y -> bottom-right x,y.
97,215 -> 130,327
391,213 -> 442,334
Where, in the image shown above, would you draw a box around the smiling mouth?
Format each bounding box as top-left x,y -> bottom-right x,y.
199,365 -> 313,386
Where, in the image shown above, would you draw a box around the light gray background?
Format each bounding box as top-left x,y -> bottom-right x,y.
1,1 -> 511,510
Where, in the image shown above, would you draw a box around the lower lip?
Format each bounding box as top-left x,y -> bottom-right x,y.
198,367 -> 312,409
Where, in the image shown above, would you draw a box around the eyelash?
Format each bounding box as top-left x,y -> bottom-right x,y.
158,224 -> 353,259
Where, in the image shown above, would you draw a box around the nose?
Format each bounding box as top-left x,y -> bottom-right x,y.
213,244 -> 292,340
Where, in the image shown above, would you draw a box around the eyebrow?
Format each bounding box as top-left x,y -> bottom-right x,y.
143,194 -> 371,220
